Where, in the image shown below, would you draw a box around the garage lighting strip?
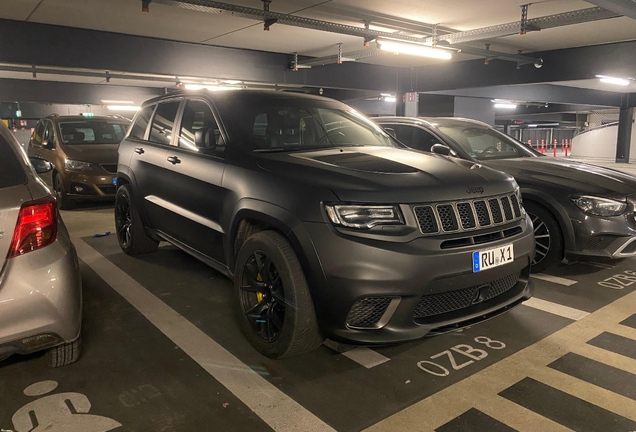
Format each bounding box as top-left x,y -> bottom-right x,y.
151,0 -> 618,69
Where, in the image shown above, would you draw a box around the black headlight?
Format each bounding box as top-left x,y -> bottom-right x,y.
324,204 -> 404,229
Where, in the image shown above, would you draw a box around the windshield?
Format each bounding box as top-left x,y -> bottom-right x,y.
58,121 -> 129,145
220,98 -> 396,151
437,123 -> 540,160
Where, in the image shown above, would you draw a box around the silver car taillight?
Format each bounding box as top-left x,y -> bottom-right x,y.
7,196 -> 58,259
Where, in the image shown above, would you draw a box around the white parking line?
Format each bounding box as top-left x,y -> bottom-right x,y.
531,273 -> 578,286
323,340 -> 390,369
523,297 -> 590,321
342,347 -> 390,369
75,239 -> 335,432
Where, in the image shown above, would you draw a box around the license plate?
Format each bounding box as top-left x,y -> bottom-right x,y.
473,244 -> 514,272
112,177 -> 117,186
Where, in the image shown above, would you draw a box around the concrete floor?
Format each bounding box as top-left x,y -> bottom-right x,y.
1,201 -> 636,431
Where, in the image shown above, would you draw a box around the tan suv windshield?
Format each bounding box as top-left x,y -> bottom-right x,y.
58,121 -> 129,145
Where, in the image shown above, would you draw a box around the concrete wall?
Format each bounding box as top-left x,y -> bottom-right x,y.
571,120 -> 636,159
454,97 -> 495,125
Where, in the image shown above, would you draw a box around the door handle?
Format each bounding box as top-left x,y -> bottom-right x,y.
167,156 -> 181,165
134,147 -> 145,154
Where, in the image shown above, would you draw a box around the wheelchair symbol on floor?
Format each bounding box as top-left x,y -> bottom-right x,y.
11,380 -> 121,432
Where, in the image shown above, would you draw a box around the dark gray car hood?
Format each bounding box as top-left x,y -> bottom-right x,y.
483,157 -> 636,200
256,147 -> 517,203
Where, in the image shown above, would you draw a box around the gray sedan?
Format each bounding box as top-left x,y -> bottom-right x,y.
0,122 -> 82,367
375,116 -> 636,272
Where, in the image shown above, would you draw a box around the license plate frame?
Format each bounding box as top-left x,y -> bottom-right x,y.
473,244 -> 514,272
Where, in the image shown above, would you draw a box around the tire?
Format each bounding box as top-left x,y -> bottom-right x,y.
114,185 -> 158,255
235,230 -> 324,358
49,337 -> 81,367
525,201 -> 564,273
54,174 -> 75,210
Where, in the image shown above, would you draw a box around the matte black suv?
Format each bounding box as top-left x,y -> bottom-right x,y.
115,91 -> 535,358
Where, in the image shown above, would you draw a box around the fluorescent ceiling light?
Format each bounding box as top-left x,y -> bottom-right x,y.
528,124 -> 538,128
376,39 -> 453,60
596,75 -> 630,86
384,97 -> 397,103
107,105 -> 141,111
184,83 -> 240,91
223,80 -> 242,85
184,84 -> 206,90
101,100 -> 134,104
381,93 -> 392,97
494,103 -> 517,109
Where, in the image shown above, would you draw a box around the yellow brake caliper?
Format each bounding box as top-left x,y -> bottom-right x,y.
256,273 -> 264,302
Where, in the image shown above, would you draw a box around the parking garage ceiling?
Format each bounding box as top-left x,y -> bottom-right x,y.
0,0 -> 636,105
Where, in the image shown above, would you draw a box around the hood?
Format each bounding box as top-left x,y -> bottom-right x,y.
61,143 -> 119,164
255,147 -> 517,203
483,157 -> 636,200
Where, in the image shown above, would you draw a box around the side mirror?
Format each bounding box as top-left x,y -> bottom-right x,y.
384,127 -> 397,139
194,128 -> 217,151
431,143 -> 452,156
30,157 -> 53,174
42,139 -> 55,150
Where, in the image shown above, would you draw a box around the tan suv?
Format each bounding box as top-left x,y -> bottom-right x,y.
28,115 -> 130,209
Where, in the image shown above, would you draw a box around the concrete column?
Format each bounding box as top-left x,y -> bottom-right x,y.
616,107 -> 634,163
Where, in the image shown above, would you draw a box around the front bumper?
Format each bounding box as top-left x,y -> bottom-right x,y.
566,210 -> 636,259
64,170 -> 117,199
302,215 -> 535,344
0,222 -> 82,358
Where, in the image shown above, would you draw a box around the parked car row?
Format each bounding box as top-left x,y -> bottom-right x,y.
3,90 -> 636,363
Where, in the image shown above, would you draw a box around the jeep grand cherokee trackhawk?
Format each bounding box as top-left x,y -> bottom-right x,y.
115,91 -> 535,358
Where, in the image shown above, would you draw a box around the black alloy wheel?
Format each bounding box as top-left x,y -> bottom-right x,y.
115,192 -> 132,250
114,184 -> 158,255
528,211 -> 551,267
54,175 -> 74,210
239,250 -> 286,342
234,230 -> 323,358
524,201 -> 564,273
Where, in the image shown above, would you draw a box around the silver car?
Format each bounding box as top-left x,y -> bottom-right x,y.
0,122 -> 82,367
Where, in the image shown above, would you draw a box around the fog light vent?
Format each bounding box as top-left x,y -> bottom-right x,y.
70,182 -> 97,195
21,334 -> 58,349
346,297 -> 392,328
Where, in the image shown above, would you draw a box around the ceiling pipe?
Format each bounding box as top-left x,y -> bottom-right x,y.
425,7 -> 620,44
151,0 -> 620,48
584,0 -> 636,21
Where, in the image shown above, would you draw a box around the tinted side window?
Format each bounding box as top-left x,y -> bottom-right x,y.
129,106 -> 154,140
32,121 -> 45,145
391,125 -> 438,152
178,100 -> 223,153
149,101 -> 181,146
391,125 -> 414,147
42,122 -> 54,143
0,136 -> 27,189
411,128 -> 439,152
